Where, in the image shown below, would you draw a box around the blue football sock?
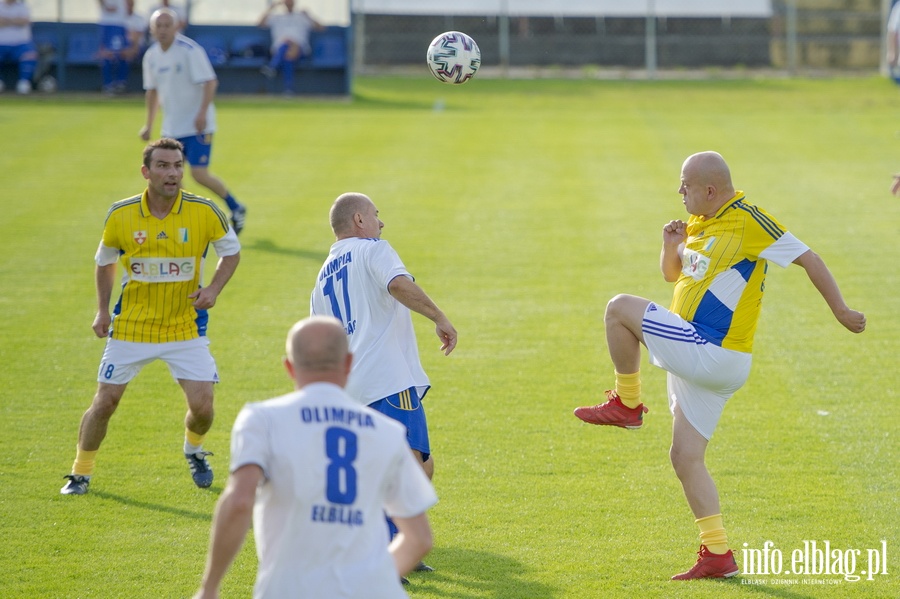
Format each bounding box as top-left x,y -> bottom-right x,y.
224,193 -> 241,212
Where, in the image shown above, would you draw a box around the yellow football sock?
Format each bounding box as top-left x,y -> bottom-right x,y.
185,428 -> 205,453
696,514 -> 729,554
615,371 -> 642,409
72,447 -> 97,477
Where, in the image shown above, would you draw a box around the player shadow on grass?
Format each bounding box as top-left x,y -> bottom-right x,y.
352,93 -> 439,111
406,546 -> 554,598
90,490 -> 213,522
241,238 -> 325,261
728,580 -> 834,599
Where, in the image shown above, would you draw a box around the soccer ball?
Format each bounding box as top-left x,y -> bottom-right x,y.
426,31 -> 481,85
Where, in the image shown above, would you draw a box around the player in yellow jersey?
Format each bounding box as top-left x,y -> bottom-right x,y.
574,151 -> 866,580
61,138 -> 241,496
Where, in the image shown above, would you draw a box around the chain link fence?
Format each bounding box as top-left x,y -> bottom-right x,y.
351,0 -> 890,75
27,0 -> 894,75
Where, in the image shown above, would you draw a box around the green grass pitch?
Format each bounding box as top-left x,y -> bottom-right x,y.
1,75 -> 898,598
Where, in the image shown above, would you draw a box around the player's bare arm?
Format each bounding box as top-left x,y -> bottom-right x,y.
194,464 -> 262,599
92,263 -> 116,338
189,253 -> 240,310
195,80 -> 218,134
388,275 -> 458,355
390,512 -> 434,577
140,89 -> 159,141
793,249 -> 866,333
661,219 -> 687,282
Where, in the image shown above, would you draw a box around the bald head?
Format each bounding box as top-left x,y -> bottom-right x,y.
150,8 -> 180,47
285,316 -> 352,388
329,192 -> 383,239
330,193 -> 371,235
150,7 -> 179,28
683,151 -> 733,192
679,151 -> 737,218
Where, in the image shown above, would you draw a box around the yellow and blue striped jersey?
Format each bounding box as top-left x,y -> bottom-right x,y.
98,189 -> 233,343
671,191 -> 808,353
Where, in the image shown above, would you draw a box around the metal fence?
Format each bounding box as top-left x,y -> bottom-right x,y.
351,0 -> 891,76
28,0 -> 894,75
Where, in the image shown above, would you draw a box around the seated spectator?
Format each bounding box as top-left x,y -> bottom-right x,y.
123,0 -> 148,63
97,0 -> 128,94
258,0 -> 323,95
98,0 -> 147,94
0,0 -> 37,94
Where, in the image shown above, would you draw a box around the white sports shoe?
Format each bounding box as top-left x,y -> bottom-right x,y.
16,79 -> 32,94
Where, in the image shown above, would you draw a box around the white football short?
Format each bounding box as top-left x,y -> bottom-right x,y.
97,337 -> 219,385
641,302 -> 752,440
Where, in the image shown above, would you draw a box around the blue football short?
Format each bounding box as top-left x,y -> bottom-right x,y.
177,133 -> 214,167
369,386 -> 431,461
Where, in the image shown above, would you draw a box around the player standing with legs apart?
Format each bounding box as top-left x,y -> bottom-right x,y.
139,8 -> 248,234
573,151 -> 866,579
61,138 -> 241,496
193,316 -> 436,599
310,192 -> 457,580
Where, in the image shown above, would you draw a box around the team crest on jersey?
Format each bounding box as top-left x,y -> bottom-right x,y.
133,231 -> 148,245
682,249 -> 710,281
179,228 -> 188,242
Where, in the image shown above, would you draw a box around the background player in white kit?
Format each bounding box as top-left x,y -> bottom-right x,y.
193,316 -> 436,599
140,8 -> 248,234
309,192 -> 456,573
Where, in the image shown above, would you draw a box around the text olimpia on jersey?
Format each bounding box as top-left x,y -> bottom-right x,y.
309,237 -> 430,405
96,190 -> 234,343
231,383 -> 438,599
671,191 -> 809,353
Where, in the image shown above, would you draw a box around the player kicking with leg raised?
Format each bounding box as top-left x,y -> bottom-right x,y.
574,151 -> 865,580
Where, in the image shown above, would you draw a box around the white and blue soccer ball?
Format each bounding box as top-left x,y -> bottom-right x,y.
426,31 -> 481,85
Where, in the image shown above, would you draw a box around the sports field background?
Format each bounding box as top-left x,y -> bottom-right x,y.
1,76 -> 898,598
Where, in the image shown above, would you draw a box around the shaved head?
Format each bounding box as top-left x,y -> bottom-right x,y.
679,151 -> 736,218
330,193 -> 371,235
150,7 -> 180,29
329,192 -> 383,240
286,316 -> 349,372
682,151 -> 733,193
